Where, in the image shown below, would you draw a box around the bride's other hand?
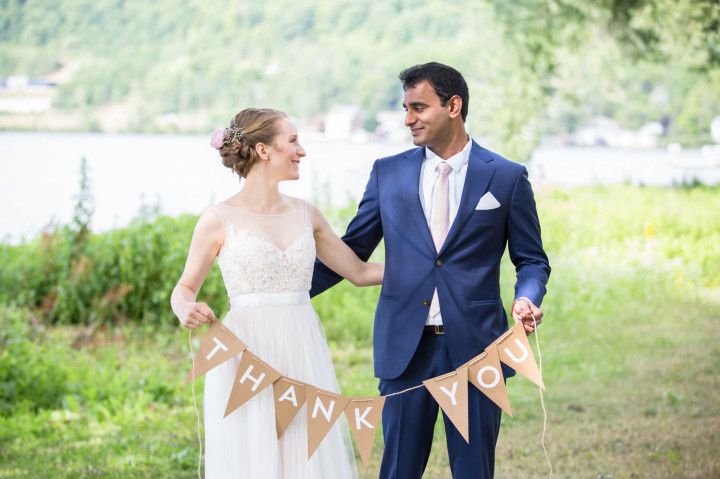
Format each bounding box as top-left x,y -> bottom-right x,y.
312,204 -> 384,286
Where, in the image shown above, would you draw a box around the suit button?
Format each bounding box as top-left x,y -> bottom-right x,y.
422,299 -> 431,307
435,259 -> 442,267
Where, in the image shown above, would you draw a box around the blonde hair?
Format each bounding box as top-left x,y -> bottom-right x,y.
218,108 -> 287,178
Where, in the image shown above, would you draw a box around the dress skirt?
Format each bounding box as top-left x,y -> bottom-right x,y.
203,292 -> 357,479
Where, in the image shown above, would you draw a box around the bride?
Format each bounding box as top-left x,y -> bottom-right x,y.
170,108 -> 382,478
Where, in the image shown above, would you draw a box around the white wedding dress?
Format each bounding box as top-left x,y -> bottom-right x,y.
202,197 -> 357,479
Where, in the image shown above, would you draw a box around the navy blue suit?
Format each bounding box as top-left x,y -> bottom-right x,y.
311,141 -> 550,478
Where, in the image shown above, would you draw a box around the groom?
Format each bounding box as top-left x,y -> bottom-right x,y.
311,62 -> 550,478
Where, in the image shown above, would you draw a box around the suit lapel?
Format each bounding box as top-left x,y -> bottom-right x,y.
403,148 -> 436,254
438,141 -> 496,256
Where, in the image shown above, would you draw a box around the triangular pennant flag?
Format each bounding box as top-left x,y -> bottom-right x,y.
343,396 -> 386,468
306,386 -> 351,459
423,367 -> 470,443
224,351 -> 282,417
185,321 -> 246,384
273,377 -> 307,438
496,322 -> 545,389
465,345 -> 512,416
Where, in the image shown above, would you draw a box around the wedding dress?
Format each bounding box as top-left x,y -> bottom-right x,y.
202,197 -> 356,479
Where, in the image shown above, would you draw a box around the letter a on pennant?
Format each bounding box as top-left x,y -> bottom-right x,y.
185,321 -> 247,384
495,322 -> 544,389
306,386 -> 351,459
423,367 -> 470,443
224,351 -> 282,417
464,344 -> 512,416
343,396 -> 386,468
273,377 -> 307,438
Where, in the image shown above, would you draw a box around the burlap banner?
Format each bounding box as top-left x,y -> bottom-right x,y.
224,350 -> 282,418
184,320 -> 246,384
423,366 -> 470,443
186,320 -> 545,466
306,386 -> 351,459
465,343 -> 512,416
273,377 -> 308,438
343,396 -> 385,467
496,322 -> 545,389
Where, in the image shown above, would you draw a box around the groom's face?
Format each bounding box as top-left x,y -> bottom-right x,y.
403,81 -> 452,148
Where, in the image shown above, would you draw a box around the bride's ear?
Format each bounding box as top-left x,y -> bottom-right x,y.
255,142 -> 270,161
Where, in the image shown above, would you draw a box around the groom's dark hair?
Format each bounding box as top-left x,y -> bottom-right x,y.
399,62 -> 469,122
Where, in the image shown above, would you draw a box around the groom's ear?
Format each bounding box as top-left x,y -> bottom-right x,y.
447,95 -> 463,119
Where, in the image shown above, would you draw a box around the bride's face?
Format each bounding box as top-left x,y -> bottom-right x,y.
266,117 -> 306,181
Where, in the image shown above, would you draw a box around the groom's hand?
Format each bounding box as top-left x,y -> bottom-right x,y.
512,298 -> 543,335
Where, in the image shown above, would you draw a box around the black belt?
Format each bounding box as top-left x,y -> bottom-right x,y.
423,325 -> 445,335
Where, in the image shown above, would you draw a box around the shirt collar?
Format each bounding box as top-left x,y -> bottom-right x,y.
424,136 -> 472,173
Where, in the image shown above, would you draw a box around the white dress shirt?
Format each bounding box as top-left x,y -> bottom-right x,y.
419,137 -> 472,325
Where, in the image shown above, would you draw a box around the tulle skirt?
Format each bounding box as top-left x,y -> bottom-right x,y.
203,292 -> 357,479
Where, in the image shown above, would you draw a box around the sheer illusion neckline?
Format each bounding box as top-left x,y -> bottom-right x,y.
220,197 -> 299,216
228,226 -> 313,254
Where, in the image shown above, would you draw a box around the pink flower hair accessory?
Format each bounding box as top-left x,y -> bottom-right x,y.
209,128 -> 226,149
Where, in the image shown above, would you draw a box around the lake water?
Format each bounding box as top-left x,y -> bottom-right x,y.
2,132 -> 718,243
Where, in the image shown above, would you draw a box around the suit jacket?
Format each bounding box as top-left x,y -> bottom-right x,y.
311,140 -> 550,379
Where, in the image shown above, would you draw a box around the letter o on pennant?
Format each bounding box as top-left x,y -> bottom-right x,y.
477,366 -> 500,389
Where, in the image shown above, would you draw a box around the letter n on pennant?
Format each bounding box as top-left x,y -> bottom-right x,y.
185,321 -> 246,384
306,386 -> 351,459
423,367 -> 470,443
224,351 -> 282,417
343,396 -> 385,468
496,322 -> 545,389
273,377 -> 307,438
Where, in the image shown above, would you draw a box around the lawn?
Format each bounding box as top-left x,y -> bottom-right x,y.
1,185 -> 718,478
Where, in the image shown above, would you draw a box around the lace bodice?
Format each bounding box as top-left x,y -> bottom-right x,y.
209,198 -> 316,297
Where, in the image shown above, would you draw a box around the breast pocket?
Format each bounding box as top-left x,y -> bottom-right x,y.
468,207 -> 505,224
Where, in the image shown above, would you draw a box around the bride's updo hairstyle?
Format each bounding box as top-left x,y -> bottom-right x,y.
210,108 -> 287,178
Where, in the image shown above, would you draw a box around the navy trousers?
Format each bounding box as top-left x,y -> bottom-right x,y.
378,332 -> 502,479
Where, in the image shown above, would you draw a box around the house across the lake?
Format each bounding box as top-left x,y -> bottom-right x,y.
0,75 -> 57,113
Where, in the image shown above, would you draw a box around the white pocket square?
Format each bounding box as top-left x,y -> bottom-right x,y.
475,192 -> 501,210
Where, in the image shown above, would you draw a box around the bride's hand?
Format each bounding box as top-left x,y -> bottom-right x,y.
179,302 -> 217,329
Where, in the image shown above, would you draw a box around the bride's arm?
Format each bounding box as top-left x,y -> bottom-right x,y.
312,205 -> 384,287
170,209 -> 224,329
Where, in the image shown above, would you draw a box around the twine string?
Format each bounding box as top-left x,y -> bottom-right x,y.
189,329 -> 203,479
530,312 -> 553,478
382,383 -> 426,397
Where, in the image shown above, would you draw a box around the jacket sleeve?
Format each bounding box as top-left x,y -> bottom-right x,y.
507,166 -> 551,306
310,160 -> 384,297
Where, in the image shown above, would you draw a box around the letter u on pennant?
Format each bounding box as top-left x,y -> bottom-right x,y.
496,322 -> 545,389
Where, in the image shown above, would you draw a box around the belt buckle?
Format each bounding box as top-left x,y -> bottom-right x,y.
434,325 -> 444,335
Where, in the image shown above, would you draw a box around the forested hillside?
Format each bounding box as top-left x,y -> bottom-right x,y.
1,0 -> 718,157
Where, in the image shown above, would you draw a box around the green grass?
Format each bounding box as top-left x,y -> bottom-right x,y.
1,185 -> 719,478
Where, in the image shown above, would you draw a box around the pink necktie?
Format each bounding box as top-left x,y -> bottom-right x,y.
429,162 -> 452,317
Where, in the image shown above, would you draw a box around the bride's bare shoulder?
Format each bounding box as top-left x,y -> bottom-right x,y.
194,205 -> 226,244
